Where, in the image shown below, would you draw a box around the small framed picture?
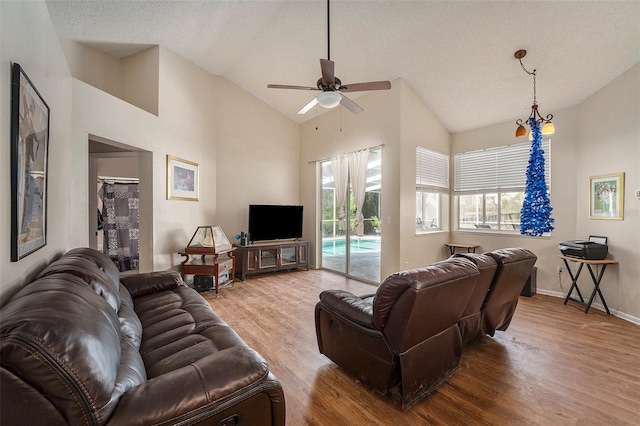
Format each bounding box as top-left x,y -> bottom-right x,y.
589,172 -> 624,220
11,63 -> 50,261
167,155 -> 199,201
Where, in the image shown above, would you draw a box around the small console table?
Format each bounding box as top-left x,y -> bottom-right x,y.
445,243 -> 479,256
179,248 -> 235,296
559,254 -> 618,314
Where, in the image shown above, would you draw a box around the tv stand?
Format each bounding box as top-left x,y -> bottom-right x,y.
235,240 -> 309,280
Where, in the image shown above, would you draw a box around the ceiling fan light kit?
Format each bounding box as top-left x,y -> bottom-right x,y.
317,91 -> 342,109
267,0 -> 391,116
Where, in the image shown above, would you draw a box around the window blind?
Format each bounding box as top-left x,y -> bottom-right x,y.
416,146 -> 449,190
454,140 -> 550,192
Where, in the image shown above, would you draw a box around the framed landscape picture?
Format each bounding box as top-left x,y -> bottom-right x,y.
589,173 -> 624,220
10,63 -> 50,261
167,155 -> 199,201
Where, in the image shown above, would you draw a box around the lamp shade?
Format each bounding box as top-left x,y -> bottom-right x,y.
515,124 -> 527,138
541,121 -> 555,135
317,91 -> 342,109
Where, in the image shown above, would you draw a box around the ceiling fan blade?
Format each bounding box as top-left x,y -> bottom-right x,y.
268,84 -> 319,91
339,81 -> 392,92
297,97 -> 319,114
340,95 -> 364,114
320,59 -> 335,87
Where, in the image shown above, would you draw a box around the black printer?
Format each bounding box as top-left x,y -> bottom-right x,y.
558,235 -> 608,260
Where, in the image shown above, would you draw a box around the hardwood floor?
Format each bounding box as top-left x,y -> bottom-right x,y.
203,270 -> 640,425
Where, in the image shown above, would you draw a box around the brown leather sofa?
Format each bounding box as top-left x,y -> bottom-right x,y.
315,248 -> 537,410
1,248 -> 285,426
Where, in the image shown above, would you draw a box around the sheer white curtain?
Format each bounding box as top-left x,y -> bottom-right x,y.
348,149 -> 369,237
332,155 -> 349,231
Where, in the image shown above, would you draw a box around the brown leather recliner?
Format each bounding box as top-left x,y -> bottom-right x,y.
482,248 -> 538,336
454,248 -> 538,343
455,252 -> 498,344
315,257 -> 480,410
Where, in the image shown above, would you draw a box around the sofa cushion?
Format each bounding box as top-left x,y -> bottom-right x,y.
37,255 -> 121,312
64,247 -> 122,287
0,273 -> 144,424
132,285 -> 251,379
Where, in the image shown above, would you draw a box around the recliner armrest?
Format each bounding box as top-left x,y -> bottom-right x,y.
120,271 -> 183,298
319,290 -> 374,328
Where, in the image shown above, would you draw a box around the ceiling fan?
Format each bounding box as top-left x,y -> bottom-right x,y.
267,0 -> 391,115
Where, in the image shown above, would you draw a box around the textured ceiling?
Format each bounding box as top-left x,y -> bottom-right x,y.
45,0 -> 640,133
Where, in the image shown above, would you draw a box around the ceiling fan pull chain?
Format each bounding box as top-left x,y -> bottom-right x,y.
339,105 -> 343,132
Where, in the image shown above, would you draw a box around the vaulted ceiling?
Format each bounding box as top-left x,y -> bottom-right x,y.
45,0 -> 640,133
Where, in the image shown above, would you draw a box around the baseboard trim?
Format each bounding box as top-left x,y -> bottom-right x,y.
535,289 -> 640,326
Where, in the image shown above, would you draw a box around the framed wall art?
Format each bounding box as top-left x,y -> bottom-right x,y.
11,63 -> 50,261
589,172 -> 624,220
167,155 -> 199,201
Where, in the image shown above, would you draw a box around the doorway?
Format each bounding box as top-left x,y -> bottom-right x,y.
321,148 -> 381,283
88,136 -> 153,272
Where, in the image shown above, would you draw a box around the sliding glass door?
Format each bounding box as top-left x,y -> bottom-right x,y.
321,148 -> 381,283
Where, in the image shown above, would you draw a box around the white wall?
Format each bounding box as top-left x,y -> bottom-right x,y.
0,1 -> 74,304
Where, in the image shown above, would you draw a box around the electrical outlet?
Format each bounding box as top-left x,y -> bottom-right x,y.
557,265 -> 563,274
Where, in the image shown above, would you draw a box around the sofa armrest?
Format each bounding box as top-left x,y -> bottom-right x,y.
319,290 -> 374,328
120,271 -> 183,298
106,347 -> 285,426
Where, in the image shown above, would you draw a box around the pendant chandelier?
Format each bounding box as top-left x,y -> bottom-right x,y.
514,50 -> 555,236
514,50 -> 555,138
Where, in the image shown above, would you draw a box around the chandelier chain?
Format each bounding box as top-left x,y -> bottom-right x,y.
518,59 -> 537,105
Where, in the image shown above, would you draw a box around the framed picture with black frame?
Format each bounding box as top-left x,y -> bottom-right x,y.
10,63 -> 50,261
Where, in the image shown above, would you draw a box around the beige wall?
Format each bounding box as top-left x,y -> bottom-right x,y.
0,1 -> 300,304
59,36 -> 159,116
58,36 -> 122,99
399,80 -> 452,268
122,47 -> 159,116
299,80 -> 455,278
452,64 -> 639,322
97,155 -> 140,179
299,83 -> 401,276
451,108 -> 580,301
2,1 -> 637,323
214,76 -> 300,240
0,1 -> 74,304
576,64 -> 639,321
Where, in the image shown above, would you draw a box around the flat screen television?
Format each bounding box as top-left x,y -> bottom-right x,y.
248,204 -> 303,242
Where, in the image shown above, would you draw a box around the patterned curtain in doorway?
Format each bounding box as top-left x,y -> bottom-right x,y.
101,181 -> 139,271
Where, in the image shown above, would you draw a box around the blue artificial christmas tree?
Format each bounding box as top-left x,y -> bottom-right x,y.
520,119 -> 554,236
